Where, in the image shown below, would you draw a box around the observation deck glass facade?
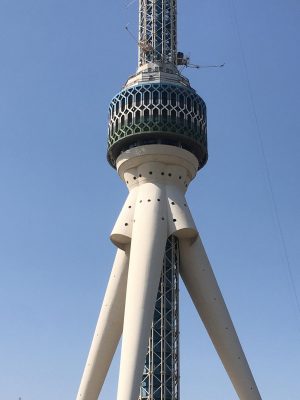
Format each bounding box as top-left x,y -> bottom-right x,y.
107,83 -> 207,169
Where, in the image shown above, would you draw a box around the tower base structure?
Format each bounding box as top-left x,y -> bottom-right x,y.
76,144 -> 261,400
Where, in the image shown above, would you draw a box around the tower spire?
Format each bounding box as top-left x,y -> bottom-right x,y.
138,0 -> 177,66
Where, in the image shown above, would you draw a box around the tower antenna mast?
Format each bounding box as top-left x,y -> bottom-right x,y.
76,1 -> 262,399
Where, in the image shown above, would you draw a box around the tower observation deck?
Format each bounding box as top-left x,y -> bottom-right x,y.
107,0 -> 208,172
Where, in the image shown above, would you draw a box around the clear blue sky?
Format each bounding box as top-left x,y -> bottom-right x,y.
0,0 -> 299,399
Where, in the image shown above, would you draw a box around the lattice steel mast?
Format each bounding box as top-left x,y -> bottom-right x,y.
138,2 -> 181,399
138,0 -> 177,66
139,236 -> 180,400
76,1 -> 262,399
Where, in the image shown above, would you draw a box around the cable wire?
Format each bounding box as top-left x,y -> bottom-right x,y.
229,0 -> 300,325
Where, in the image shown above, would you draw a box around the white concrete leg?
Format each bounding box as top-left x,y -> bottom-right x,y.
76,248 -> 130,400
179,236 -> 261,400
116,182 -> 168,400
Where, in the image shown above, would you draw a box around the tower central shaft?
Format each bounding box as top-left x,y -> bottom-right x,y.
139,0 -> 177,66
139,236 -> 180,400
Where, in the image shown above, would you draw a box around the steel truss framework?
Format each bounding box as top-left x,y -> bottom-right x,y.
139,0 -> 177,65
139,235 -> 180,400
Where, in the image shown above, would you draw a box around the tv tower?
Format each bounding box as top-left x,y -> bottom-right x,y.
76,1 -> 262,399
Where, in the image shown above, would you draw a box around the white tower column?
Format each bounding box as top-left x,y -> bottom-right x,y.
76,248 -> 129,400
111,147 -> 198,400
180,237 -> 262,399
113,147 -> 198,400
117,180 -> 169,400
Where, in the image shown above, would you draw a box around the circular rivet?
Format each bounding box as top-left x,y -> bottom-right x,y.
173,218 -> 177,222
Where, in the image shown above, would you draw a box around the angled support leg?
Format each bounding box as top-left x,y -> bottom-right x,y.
116,182 -> 168,400
76,248 -> 130,400
180,236 -> 261,400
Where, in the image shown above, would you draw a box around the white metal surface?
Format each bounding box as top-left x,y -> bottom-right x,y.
76,145 -> 262,399
76,249 -> 129,400
180,236 -> 262,399
116,181 -> 168,400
